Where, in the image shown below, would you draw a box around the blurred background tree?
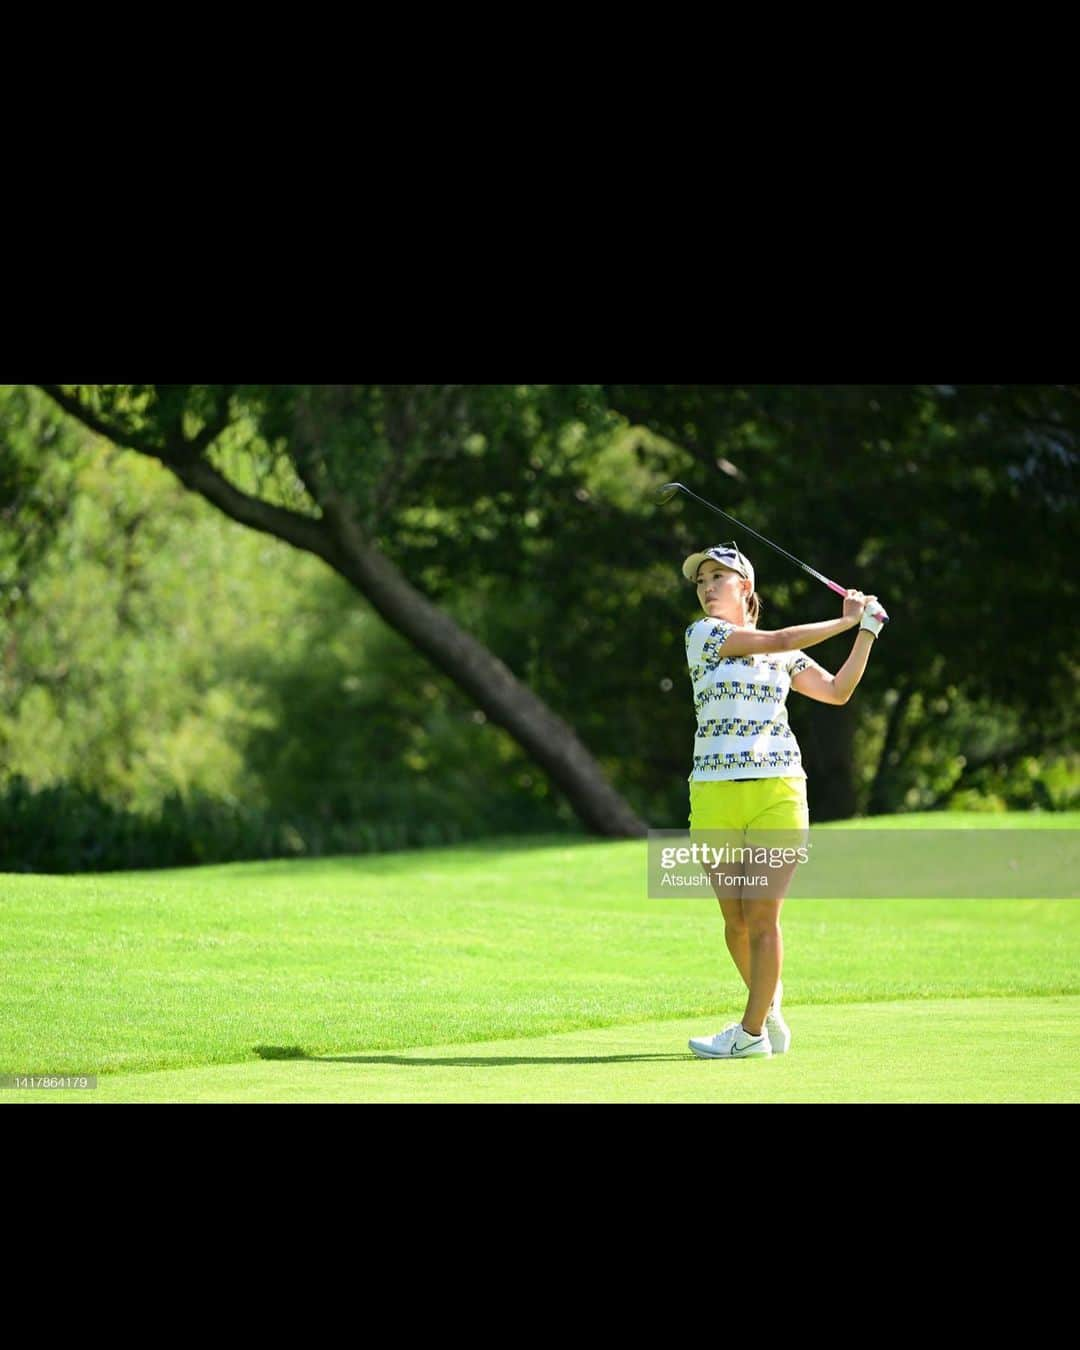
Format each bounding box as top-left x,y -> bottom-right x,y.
1,383 -> 1075,872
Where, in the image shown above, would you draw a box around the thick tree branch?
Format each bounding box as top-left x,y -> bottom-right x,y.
40,387 -> 337,564
152,451 -> 337,564
38,385 -> 162,456
290,478 -> 647,834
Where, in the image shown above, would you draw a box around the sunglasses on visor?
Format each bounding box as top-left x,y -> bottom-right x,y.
698,543 -> 749,577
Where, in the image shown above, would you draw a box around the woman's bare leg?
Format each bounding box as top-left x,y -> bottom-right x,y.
716,896 -> 751,989
707,859 -> 751,987
741,898 -> 784,1034
738,854 -> 800,1033
706,838 -> 794,1030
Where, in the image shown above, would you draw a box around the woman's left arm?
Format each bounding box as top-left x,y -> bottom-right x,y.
790,597 -> 883,706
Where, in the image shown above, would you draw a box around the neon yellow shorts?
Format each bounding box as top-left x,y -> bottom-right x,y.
689,777 -> 809,832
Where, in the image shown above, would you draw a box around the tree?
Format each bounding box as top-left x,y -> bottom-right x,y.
27,384 -> 1079,835
36,384 -> 649,835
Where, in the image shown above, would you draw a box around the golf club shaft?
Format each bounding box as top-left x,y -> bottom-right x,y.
662,483 -> 889,622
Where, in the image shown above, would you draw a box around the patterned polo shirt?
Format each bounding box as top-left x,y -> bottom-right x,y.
685,617 -> 811,781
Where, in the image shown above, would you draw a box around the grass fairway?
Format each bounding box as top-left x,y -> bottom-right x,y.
2,812 -> 1078,1103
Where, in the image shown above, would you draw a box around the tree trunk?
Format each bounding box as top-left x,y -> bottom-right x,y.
165,453 -> 649,837
317,518 -> 649,836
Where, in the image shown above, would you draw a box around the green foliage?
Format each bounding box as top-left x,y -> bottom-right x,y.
857,683 -> 1079,815
0,385 -> 91,603
4,384 -> 1077,871
0,774 -> 472,873
0,440 -> 580,871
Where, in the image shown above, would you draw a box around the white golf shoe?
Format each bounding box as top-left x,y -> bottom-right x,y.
765,980 -> 791,1054
689,1022 -> 772,1059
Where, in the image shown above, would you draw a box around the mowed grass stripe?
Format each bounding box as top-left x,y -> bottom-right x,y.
7,997 -> 1078,1104
1,814 -> 1078,1081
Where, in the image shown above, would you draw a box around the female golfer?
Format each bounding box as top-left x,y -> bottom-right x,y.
684,542 -> 884,1059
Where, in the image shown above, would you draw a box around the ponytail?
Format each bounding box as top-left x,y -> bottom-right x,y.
746,592 -> 762,628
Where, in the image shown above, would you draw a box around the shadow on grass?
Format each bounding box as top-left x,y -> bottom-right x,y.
315,1053 -> 691,1066
254,1044 -> 689,1066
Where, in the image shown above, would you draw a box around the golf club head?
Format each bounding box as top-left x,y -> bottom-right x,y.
656,482 -> 686,505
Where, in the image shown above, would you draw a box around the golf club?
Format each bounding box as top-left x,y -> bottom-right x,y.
657,481 -> 889,625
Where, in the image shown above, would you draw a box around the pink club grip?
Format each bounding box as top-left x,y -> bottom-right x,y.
826,577 -> 889,624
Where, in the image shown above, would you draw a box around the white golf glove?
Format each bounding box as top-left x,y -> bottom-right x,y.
860,597 -> 888,637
